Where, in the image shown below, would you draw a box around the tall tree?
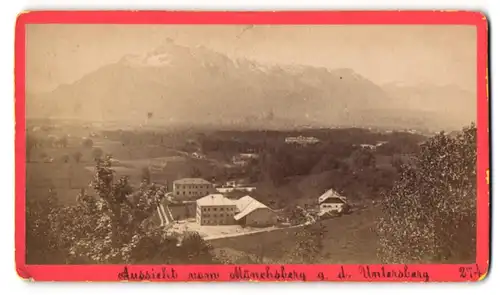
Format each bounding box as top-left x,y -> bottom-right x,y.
141,166 -> 151,184
91,156 -> 134,248
190,167 -> 202,178
92,147 -> 103,160
377,124 -> 477,263
73,151 -> 83,163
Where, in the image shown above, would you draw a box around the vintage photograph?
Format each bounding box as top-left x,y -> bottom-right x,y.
25,24 -> 477,266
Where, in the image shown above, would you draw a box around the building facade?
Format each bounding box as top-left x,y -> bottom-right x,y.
318,189 -> 348,213
196,194 -> 238,225
234,196 -> 278,227
285,136 -> 320,145
173,178 -> 214,200
195,195 -> 277,227
235,207 -> 278,227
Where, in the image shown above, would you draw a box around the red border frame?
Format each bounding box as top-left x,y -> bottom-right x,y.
15,11 -> 490,282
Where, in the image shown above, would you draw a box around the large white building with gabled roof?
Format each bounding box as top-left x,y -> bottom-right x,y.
233,196 -> 278,227
195,194 -> 278,227
195,194 -> 238,225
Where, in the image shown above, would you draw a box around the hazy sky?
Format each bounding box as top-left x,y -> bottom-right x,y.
26,24 -> 477,93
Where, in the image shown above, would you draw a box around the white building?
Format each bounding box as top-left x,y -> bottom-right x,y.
239,153 -> 259,159
195,195 -> 277,227
234,196 -> 278,227
285,136 -> 320,145
173,178 -> 214,200
318,189 -> 348,213
196,194 -> 238,225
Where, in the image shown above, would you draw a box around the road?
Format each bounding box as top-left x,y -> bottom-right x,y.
203,223 -> 306,241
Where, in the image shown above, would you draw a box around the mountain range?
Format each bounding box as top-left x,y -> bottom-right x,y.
26,39 -> 476,132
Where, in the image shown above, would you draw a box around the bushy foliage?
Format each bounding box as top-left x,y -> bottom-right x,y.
376,124 -> 477,263
92,147 -> 103,160
26,190 -> 67,264
351,148 -> 376,170
284,222 -> 328,263
82,138 -> 94,149
141,166 -> 151,184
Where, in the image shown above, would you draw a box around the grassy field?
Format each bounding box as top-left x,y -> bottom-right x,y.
26,134 -> 218,203
210,206 -> 382,264
26,162 -> 94,205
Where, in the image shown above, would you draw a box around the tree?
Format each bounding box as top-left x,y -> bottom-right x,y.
351,148 -> 376,170
56,135 -> 69,148
26,189 -> 67,264
141,166 -> 151,184
73,151 -> 83,163
285,222 -> 328,263
61,154 -> 70,163
391,155 -> 404,173
376,124 -> 477,263
190,167 -> 202,178
92,148 -> 103,160
82,138 -> 94,149
26,134 -> 38,162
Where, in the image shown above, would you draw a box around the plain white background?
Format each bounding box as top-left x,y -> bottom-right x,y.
0,0 -> 497,293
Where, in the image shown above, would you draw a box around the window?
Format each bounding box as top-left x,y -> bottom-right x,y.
220,214 -> 224,217
177,191 -> 179,195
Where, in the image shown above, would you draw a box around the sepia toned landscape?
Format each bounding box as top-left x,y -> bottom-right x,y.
25,24 -> 477,265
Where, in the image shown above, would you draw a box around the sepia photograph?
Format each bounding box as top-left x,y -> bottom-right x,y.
20,14 -> 486,279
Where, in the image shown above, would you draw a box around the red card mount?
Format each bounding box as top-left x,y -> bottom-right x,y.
15,10 -> 489,282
